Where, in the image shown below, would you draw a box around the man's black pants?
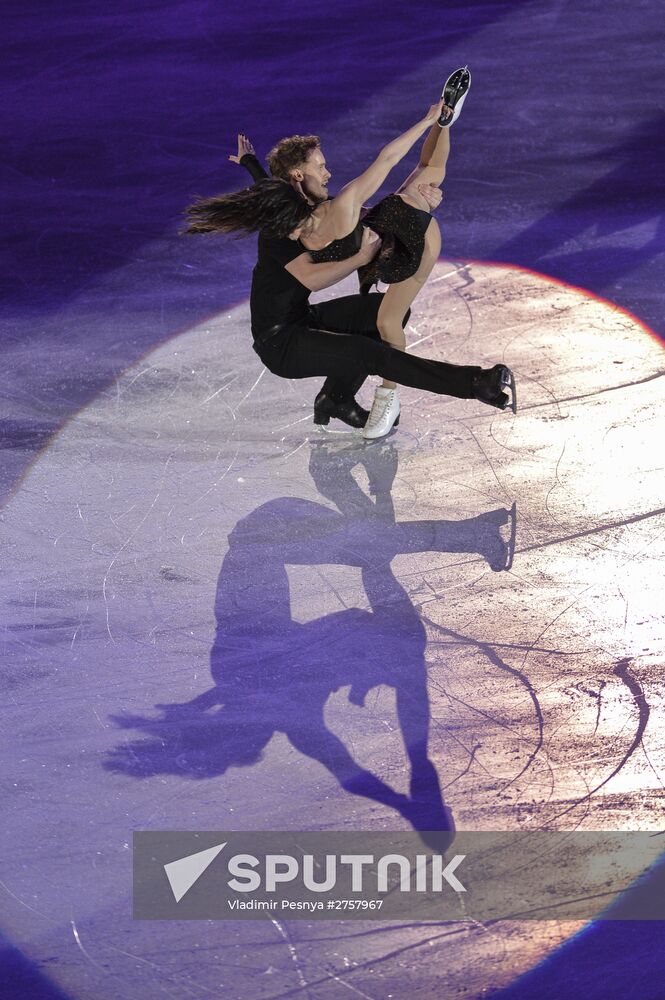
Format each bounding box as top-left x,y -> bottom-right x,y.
253,293 -> 480,401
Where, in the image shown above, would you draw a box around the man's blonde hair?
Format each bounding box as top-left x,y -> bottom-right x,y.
267,135 -> 321,180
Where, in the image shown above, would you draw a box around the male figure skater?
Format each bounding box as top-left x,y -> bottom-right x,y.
229,133 -> 442,428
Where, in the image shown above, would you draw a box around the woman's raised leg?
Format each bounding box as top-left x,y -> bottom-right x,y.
397,116 -> 452,194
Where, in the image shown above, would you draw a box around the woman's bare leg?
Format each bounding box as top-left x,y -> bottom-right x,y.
398,119 -> 452,193
366,117 -> 451,401
376,218 -> 442,389
373,118 -> 451,390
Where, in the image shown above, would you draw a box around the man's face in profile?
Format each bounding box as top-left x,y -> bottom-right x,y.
296,147 -> 331,204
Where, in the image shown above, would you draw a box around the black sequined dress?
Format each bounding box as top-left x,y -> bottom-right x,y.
309,194 -> 433,293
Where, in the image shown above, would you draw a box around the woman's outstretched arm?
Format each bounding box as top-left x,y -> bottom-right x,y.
326,100 -> 444,238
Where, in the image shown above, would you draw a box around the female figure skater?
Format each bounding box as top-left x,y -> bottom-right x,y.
186,71 -> 516,437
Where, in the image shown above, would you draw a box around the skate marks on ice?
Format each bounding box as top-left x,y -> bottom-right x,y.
1,262 -> 664,998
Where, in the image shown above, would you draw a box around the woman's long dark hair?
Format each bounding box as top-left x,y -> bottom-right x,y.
184,178 -> 314,240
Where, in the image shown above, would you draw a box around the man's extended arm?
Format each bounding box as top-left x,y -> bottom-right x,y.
286,227 -> 381,292
228,134 -> 269,182
239,153 -> 268,183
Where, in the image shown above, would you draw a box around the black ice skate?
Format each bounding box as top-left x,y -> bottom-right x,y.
438,66 -> 471,127
472,364 -> 517,414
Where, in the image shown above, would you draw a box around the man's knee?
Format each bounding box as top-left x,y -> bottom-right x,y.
359,336 -> 387,376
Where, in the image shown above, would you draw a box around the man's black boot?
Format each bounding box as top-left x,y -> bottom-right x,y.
472,364 -> 517,413
314,390 -> 370,428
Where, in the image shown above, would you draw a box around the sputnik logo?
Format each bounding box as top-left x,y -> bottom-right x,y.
164,842 -> 467,902
164,842 -> 227,902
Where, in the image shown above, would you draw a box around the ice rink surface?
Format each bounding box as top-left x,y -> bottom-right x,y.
2,0 -> 665,997
3,262 -> 664,998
